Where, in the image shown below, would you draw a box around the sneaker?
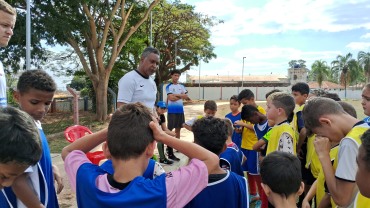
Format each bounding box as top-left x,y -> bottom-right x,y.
159,158 -> 173,165
168,155 -> 180,162
249,194 -> 260,203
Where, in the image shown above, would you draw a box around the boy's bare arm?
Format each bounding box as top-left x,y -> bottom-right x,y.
150,118 -> 219,174
167,94 -> 181,101
302,179 -> 318,208
12,173 -> 45,208
314,137 -> 355,207
61,128 -> 108,161
297,128 -> 307,158
161,122 -> 176,137
253,139 -> 266,152
234,121 -> 254,131
182,123 -> 192,131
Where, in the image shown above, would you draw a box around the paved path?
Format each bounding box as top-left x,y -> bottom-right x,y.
53,101 -> 229,207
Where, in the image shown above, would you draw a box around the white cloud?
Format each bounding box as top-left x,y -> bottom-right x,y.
194,0 -> 370,36
210,37 -> 240,46
361,33 -> 370,39
346,42 -> 370,50
235,45 -> 341,61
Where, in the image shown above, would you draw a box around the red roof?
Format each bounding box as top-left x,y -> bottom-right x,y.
308,81 -> 344,89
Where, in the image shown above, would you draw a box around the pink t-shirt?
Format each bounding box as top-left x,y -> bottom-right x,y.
65,150 -> 208,207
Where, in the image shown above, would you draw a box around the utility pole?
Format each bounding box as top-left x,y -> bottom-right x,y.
241,57 -> 246,89
26,0 -> 31,70
150,11 -> 152,47
175,40 -> 177,70
199,55 -> 201,103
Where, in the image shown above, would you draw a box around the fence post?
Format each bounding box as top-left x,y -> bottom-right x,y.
107,87 -> 117,112
83,97 -> 89,111
67,86 -> 79,125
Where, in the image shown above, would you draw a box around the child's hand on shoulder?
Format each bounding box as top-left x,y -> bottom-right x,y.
234,120 -> 244,126
149,117 -> 168,143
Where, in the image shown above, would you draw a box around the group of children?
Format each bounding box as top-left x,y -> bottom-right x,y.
2,69 -> 370,208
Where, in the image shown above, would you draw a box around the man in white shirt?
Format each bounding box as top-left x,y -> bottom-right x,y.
0,1 -> 17,107
117,47 -> 160,114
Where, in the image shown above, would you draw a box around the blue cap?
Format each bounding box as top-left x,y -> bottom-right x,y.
156,101 -> 167,108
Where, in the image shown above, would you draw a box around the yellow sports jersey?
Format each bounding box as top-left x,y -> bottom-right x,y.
266,121 -> 296,155
332,123 -> 370,208
293,104 -> 305,143
315,145 -> 339,208
241,106 -> 266,150
305,135 -> 316,169
197,115 -> 204,119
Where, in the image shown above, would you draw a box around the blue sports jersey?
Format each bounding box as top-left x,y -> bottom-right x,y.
166,83 -> 187,113
225,112 -> 242,150
100,159 -> 156,179
364,117 -> 370,125
0,124 -> 59,208
0,189 -> 16,208
220,147 -> 244,176
254,120 -> 271,156
76,163 -> 167,208
184,171 -> 249,208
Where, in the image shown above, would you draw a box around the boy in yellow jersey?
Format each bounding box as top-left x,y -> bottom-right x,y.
356,129 -> 370,199
183,100 -> 217,132
302,97 -> 370,208
302,101 -> 357,208
292,82 -> 315,207
265,92 -> 296,155
234,89 -> 265,204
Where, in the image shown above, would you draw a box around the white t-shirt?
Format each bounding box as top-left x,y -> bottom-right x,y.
0,61 -> 7,107
117,70 -> 157,111
166,83 -> 187,114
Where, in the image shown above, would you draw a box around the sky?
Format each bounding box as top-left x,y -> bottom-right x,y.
178,0 -> 370,82
46,0 -> 370,87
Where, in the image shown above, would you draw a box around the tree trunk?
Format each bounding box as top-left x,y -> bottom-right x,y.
95,76 -> 109,122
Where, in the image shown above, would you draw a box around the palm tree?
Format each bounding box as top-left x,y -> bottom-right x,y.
311,60 -> 329,88
358,51 -> 370,83
331,53 -> 361,98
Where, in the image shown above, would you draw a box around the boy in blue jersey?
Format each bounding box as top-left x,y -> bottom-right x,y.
260,151 -> 304,208
184,116 -> 249,208
225,95 -> 242,150
6,70 -> 63,208
166,70 -> 189,161
361,84 -> 370,125
0,107 -> 43,208
219,118 -> 246,177
62,103 -> 219,207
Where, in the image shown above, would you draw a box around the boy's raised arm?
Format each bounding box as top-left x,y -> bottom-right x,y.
150,118 -> 219,174
61,128 -> 108,161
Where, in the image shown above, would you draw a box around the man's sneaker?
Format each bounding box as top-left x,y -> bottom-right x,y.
159,158 -> 173,165
168,155 -> 180,162
249,194 -> 260,203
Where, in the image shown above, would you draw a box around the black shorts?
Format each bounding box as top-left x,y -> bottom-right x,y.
300,143 -> 315,185
167,113 -> 185,130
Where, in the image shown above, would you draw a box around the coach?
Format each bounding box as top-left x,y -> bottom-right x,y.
117,47 -> 160,113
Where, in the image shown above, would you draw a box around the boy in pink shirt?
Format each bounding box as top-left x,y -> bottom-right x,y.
62,103 -> 219,207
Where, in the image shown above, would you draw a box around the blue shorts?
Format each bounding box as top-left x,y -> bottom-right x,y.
241,148 -> 259,175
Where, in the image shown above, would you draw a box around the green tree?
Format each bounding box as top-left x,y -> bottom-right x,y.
288,60 -> 306,68
297,59 -> 307,68
288,60 -> 297,68
358,51 -> 370,83
8,0 -> 161,121
69,76 -> 87,91
311,60 -> 329,88
331,53 -> 361,97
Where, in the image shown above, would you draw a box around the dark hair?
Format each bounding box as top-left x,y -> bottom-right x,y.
193,117 -> 228,155
241,105 -> 259,120
361,129 -> 370,171
141,47 -> 160,58
17,70 -> 56,94
267,92 -> 295,118
204,100 -> 217,111
107,103 -> 154,160
321,93 -> 341,101
260,151 -> 301,199
0,107 -> 42,166
287,112 -> 294,123
338,101 -> 357,118
222,118 -> 233,137
230,95 -> 241,104
265,89 -> 281,99
170,70 -> 181,76
238,89 -> 254,101
0,0 -> 17,16
292,82 -> 310,96
302,97 -> 346,137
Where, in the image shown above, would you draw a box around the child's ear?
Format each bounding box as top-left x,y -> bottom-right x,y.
146,141 -> 157,157
318,117 -> 332,127
297,181 -> 305,196
13,90 -> 20,103
221,143 -> 227,153
102,142 -> 112,160
261,183 -> 271,196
